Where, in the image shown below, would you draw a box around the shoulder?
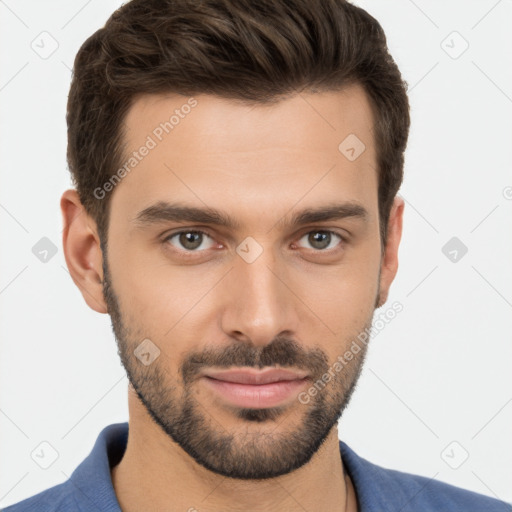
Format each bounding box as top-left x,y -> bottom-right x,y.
339,441 -> 511,512
2,422 -> 128,512
372,463 -> 511,511
1,481 -> 76,512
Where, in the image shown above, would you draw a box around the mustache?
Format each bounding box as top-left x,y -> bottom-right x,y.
180,335 -> 329,385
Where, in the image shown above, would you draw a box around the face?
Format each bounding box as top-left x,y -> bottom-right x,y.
95,85 -> 397,479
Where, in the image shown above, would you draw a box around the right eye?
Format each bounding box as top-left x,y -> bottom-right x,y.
163,230 -> 217,253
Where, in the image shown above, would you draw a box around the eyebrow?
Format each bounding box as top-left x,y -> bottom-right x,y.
132,201 -> 368,231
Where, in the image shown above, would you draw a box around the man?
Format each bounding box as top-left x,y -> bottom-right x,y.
3,0 -> 510,511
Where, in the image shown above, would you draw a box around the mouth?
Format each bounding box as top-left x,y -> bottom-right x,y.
200,367 -> 310,409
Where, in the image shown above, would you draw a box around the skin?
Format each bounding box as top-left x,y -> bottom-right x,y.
61,83 -> 404,512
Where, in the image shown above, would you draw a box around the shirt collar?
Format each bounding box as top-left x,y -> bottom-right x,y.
69,421 -> 402,512
69,422 -> 127,511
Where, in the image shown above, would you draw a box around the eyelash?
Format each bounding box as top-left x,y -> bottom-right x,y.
162,229 -> 347,257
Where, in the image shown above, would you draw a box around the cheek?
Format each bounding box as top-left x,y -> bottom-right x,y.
110,248 -> 220,346
300,280 -> 377,354
294,251 -> 380,337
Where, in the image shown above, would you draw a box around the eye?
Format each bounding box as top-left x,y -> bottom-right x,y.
296,230 -> 344,251
164,230 -> 216,252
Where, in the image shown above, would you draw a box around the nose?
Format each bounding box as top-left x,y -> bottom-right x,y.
219,245 -> 301,347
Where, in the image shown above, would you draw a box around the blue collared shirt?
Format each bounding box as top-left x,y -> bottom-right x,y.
2,422 -> 510,511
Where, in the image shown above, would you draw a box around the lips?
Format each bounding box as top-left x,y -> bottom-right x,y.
200,367 -> 310,409
202,367 -> 309,385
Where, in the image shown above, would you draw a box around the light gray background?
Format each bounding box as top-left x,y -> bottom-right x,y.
1,0 -> 511,507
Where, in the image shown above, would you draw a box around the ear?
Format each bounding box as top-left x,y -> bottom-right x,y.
376,195 -> 404,308
61,189 -> 107,313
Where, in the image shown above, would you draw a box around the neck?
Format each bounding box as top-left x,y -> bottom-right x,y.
111,388 -> 358,512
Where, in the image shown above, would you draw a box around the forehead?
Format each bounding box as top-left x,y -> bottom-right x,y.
123,84 -> 375,156
111,85 -> 378,228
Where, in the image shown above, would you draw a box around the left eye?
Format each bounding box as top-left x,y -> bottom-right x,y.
296,231 -> 343,251
165,230 -> 215,252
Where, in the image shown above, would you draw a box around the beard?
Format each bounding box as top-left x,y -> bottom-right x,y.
102,255 -> 373,480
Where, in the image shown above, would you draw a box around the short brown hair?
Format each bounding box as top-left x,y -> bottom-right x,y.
66,0 -> 410,249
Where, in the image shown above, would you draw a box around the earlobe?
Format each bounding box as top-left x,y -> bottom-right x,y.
377,195 -> 404,308
61,189 -> 108,314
